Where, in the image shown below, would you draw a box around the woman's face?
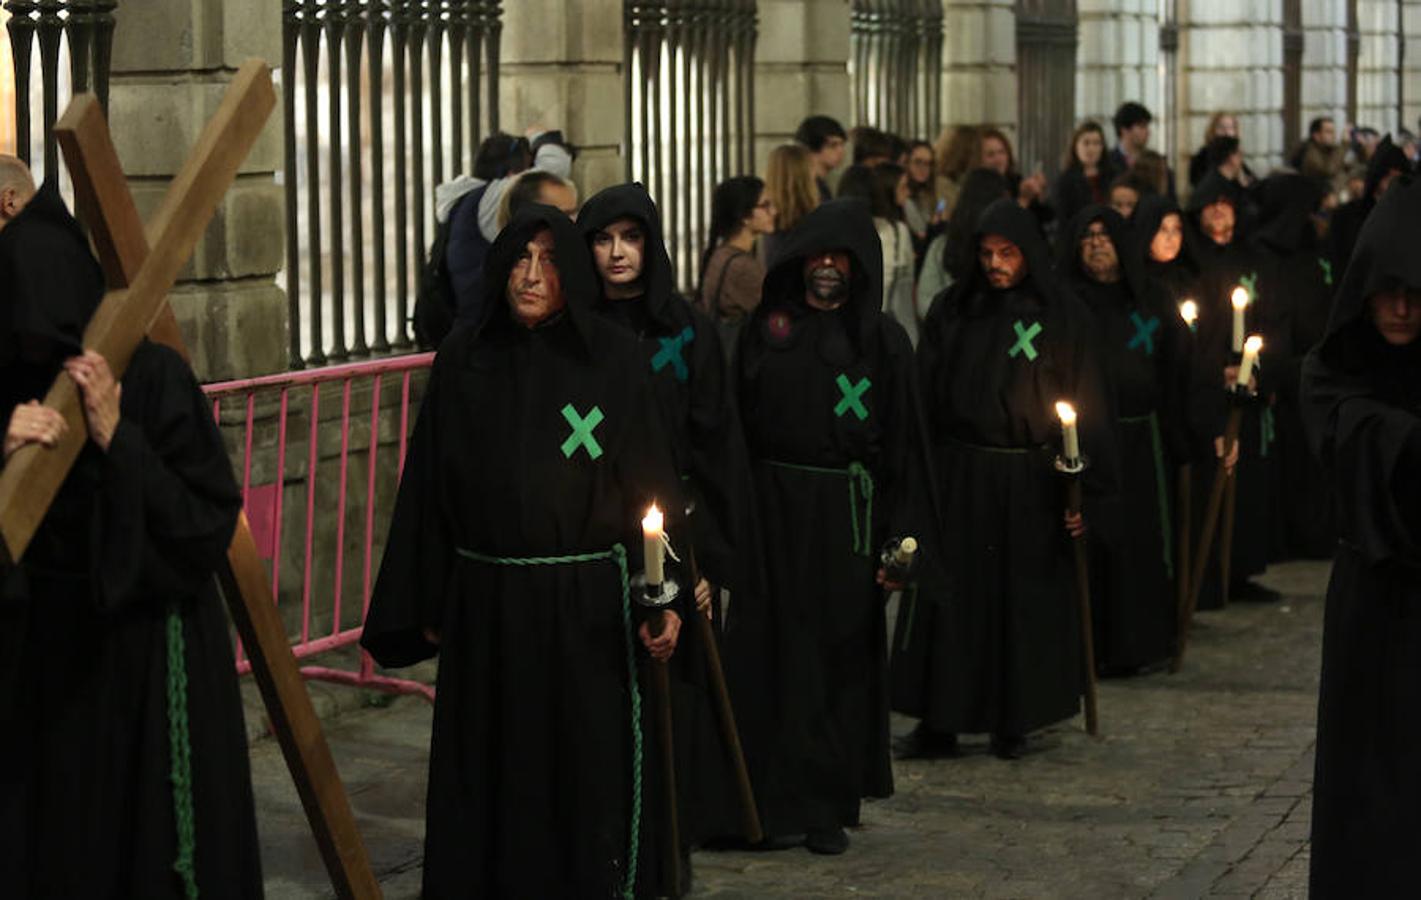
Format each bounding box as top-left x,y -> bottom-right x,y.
747,189 -> 776,235
980,137 -> 1010,175
1075,130 -> 1104,168
1110,185 -> 1140,220
1150,212 -> 1183,263
1368,288 -> 1421,346
908,147 -> 934,185
1213,116 -> 1239,139
895,174 -> 911,208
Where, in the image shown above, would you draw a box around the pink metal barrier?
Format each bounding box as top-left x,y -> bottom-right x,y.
203,353 -> 437,702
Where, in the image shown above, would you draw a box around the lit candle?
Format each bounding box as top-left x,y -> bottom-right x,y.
1236,335 -> 1263,392
1230,286 -> 1249,352
1179,299 -> 1198,333
1056,401 -> 1080,464
642,504 -> 664,586
892,537 -> 919,567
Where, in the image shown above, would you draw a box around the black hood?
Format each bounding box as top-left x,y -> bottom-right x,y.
1058,204 -> 1147,305
477,203 -> 599,355
1254,172 -> 1326,255
759,198 -> 883,348
1134,193 -> 1196,271
1363,135 -> 1413,202
576,182 -> 680,331
959,197 -> 1065,309
1186,170 -> 1248,251
0,178 -> 103,366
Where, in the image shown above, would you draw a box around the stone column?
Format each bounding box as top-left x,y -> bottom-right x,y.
1077,0 -> 1162,129
1300,1 -> 1348,142
499,0 -> 625,198
940,0 -> 1018,134
754,0 -> 852,169
1180,0 -> 1285,172
108,0 -> 287,381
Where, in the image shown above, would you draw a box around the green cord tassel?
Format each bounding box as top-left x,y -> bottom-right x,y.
165,607 -> 199,900
846,462 -> 875,557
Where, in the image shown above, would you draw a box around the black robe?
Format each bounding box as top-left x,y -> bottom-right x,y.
578,184 -> 761,844
0,182 -> 261,897
1060,206 -> 1185,671
732,199 -> 937,835
1254,174 -> 1337,559
361,206 -> 687,898
1326,136 -> 1413,282
909,198 -> 1118,737
1304,176 -> 1421,897
1184,174 -> 1292,608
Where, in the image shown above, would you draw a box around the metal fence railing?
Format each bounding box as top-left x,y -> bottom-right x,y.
849,0 -> 943,141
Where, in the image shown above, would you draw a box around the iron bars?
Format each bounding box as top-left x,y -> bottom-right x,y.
849,1 -> 943,142
282,0 -> 502,369
624,1 -> 757,297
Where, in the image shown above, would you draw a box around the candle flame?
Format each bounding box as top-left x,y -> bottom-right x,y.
1244,335 -> 1263,353
642,504 -> 663,534
1055,401 -> 1077,426
1179,299 -> 1198,324
1231,286 -> 1250,310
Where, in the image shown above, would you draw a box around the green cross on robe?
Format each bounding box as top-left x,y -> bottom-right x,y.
834,373 -> 871,420
1008,320 -> 1042,361
560,404 -> 605,460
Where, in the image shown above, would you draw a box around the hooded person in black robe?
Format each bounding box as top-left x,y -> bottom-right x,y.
1327,135 -> 1413,281
732,199 -> 939,854
903,198 -> 1118,759
360,204 -> 690,898
1303,175 -> 1421,897
1253,173 -> 1337,559
0,172 -> 262,897
577,183 -> 761,847
1059,205 -> 1186,673
1183,172 -> 1291,607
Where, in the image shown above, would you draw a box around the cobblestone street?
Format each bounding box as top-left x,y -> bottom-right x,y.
252,560 -> 1327,898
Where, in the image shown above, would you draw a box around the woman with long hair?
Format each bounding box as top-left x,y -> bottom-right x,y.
978,126 -> 1052,228
698,175 -> 775,353
904,140 -> 947,252
916,167 -> 1012,310
931,125 -> 980,215
1189,112 -> 1237,187
1051,120 -> 1114,225
836,163 -> 919,342
761,143 -> 821,264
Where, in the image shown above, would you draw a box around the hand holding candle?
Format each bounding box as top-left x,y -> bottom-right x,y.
642,504 -> 665,587
1236,335 -> 1263,392
1230,287 -> 1249,352
1056,401 -> 1080,465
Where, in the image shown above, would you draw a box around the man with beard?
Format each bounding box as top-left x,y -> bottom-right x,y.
733,199 -> 938,854
1059,206 -> 1186,673
897,199 -> 1116,760
1328,135 -> 1413,278
1305,176 -> 1421,896
577,183 -> 760,847
362,205 -> 688,898
1184,172 -> 1291,606
1253,173 -> 1337,559
0,158 -> 262,896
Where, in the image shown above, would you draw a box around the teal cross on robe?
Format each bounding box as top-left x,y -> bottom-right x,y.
651,325 -> 695,382
1239,272 -> 1258,304
834,373 -> 871,420
1318,257 -> 1333,286
1128,312 -> 1161,355
1008,320 -> 1042,361
560,404 -> 605,460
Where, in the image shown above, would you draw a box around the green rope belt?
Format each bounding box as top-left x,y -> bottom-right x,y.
1122,412 -> 1175,579
1260,406 -> 1276,458
764,459 -> 875,556
455,544 -> 642,900
165,607 -> 199,900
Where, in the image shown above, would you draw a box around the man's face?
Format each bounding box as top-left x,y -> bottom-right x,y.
1200,199 -> 1236,245
1109,185 -> 1139,220
1150,212 -> 1184,264
506,228 -> 564,327
0,183 -> 34,232
979,234 -> 1027,290
802,250 -> 852,308
1123,121 -> 1151,152
816,136 -> 846,172
538,182 -> 579,219
591,217 -> 645,287
1079,220 -> 1120,283
1317,120 -> 1337,146
980,138 -> 1010,175
1368,287 -> 1421,346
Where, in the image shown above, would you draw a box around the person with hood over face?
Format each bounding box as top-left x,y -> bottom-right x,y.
577,183 -> 763,850
1253,173 -> 1338,559
0,161 -> 263,897
1059,205 -> 1187,673
1183,171 -> 1291,607
361,205 -> 688,898
1303,176 -> 1421,897
896,198 -> 1118,761
732,199 -> 940,855
1327,134 -> 1413,280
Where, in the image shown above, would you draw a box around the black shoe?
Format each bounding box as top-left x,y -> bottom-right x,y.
1231,579 -> 1282,603
990,734 -> 1026,760
893,724 -> 960,759
755,833 -> 805,851
805,827 -> 850,855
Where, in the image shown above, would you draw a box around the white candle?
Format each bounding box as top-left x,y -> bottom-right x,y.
1056,401 -> 1080,463
892,537 -> 919,567
1179,299 -> 1198,331
1237,335 -> 1263,392
642,504 -> 664,587
1230,287 -> 1249,352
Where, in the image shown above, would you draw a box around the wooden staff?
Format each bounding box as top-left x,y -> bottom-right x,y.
1219,469 -> 1238,605
685,545 -> 764,843
1063,473 -> 1100,736
1175,464 -> 1192,641
1172,404 -> 1244,673
641,588 -> 682,895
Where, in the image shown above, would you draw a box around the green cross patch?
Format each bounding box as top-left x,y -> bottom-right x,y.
1239,272 -> 1258,304
834,373 -> 871,420
1008,320 -> 1042,361
560,404 -> 604,460
1318,257 -> 1333,287
651,325 -> 695,382
1128,312 -> 1160,355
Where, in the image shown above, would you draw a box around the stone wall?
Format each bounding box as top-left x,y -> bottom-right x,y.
1299,1 -> 1348,150
1355,0 -> 1401,131
754,0 -> 853,171
941,0 -> 1019,136
1180,0 -> 1285,172
1076,0 -> 1162,133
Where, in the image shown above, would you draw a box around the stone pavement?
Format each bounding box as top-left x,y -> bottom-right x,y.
252,560 -> 1329,899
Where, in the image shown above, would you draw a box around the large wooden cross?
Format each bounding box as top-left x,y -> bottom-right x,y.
0,60 -> 381,898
